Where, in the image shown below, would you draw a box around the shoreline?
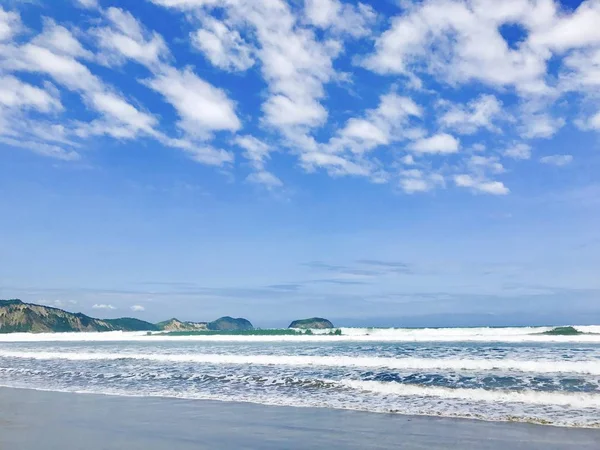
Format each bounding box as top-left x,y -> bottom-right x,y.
1,387 -> 599,449
2,383 -> 599,430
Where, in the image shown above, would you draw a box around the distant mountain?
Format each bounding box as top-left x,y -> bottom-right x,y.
288,317 -> 334,329
0,299 -> 258,334
207,316 -> 254,331
0,299 -> 157,333
156,318 -> 208,332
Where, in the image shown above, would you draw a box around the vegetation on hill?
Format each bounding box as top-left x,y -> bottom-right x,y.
540,326 -> 583,336
104,318 -> 158,331
0,299 -> 155,333
207,316 -> 254,331
288,317 -> 334,329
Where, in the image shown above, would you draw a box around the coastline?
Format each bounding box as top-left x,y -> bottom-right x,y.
1,387 -> 598,449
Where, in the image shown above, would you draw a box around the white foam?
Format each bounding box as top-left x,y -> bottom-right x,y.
341,380 -> 600,408
1,326 -> 599,343
2,350 -> 600,375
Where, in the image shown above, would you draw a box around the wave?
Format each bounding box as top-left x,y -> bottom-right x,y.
341,380 -> 600,408
1,326 -> 600,342
2,351 -> 600,375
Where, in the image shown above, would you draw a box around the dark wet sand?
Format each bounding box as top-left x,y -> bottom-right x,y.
0,387 -> 599,449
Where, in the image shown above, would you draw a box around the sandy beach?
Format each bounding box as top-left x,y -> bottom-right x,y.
0,387 -> 598,449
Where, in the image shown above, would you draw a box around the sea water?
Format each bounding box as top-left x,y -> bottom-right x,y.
1,326 -> 600,427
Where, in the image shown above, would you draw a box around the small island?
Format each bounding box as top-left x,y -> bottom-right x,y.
207,316 -> 254,331
288,317 -> 334,329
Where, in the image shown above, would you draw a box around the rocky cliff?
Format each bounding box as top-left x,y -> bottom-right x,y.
156,318 -> 208,332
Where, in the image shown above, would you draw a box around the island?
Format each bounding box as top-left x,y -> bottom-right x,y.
288,317 -> 334,329
207,316 -> 254,331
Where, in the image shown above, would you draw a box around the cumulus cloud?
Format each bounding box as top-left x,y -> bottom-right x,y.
408,133 -> 460,154
328,92 -> 422,155
439,95 -> 504,135
4,0 -> 600,197
362,0 -> 553,93
92,304 -> 116,310
131,305 -> 145,312
454,174 -> 509,195
504,143 -> 532,160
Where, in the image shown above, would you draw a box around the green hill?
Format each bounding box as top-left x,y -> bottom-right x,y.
288,317 -> 334,329
207,316 -> 254,331
0,299 -> 157,333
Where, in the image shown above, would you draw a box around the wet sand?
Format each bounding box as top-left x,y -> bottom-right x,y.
0,387 -> 599,449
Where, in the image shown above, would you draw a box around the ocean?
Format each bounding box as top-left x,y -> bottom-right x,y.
1,326 -> 600,428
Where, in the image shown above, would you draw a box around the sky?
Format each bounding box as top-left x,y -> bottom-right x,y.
0,0 -> 599,327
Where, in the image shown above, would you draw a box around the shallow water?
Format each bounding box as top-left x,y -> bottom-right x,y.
1,326 -> 600,427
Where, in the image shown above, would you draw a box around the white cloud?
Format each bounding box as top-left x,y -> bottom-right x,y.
590,112 -> 600,130
74,0 -> 99,9
251,1 -> 339,130
145,67 -> 240,138
540,154 -> 573,166
520,113 -> 564,139
329,92 -> 422,155
234,135 -> 271,166
4,21 -> 160,144
94,7 -> 169,68
468,155 -> 505,174
161,0 -> 339,131
0,7 -> 21,42
191,17 -> 254,71
300,152 -> 371,177
304,0 -> 376,38
504,142 -> 531,160
5,0 -> 597,196
529,1 -> 600,52
234,135 -> 282,188
363,0 -> 553,94
409,133 -> 459,154
561,48 -> 600,90
163,139 -> 233,166
0,137 -> 80,161
247,170 -> 283,188
454,174 -> 509,195
92,304 -> 116,310
17,42 -> 102,92
399,169 -> 444,193
576,110 -> 600,131
439,95 -> 504,135
32,20 -> 93,59
131,305 -> 145,312
0,76 -> 62,113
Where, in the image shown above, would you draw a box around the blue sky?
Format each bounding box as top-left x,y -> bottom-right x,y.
1,0 -> 599,326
